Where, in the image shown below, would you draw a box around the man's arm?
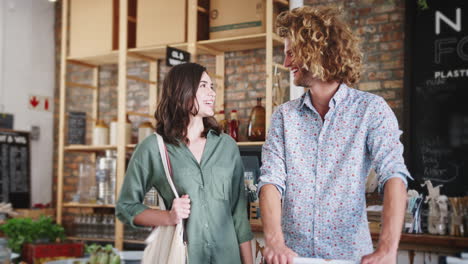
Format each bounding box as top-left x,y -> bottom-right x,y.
361,178 -> 406,264
260,184 -> 297,264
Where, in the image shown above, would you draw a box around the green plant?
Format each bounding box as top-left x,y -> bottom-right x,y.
0,216 -> 65,253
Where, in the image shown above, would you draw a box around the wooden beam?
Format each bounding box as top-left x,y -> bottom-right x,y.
187,0 -> 198,61
266,0 -> 274,131
127,75 -> 157,85
56,0 -> 69,226
127,51 -> 156,62
115,0 -> 128,251
66,81 -> 97,90
67,59 -> 98,68
127,16 -> 137,23
197,44 -> 223,55
215,54 -> 225,112
127,111 -> 153,118
149,61 -> 158,127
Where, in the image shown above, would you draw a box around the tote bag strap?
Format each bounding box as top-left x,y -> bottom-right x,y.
155,133 -> 180,199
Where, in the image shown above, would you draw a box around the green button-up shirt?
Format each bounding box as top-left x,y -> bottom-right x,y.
116,131 -> 253,263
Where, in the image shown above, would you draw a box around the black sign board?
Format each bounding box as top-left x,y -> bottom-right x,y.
67,111 -> 86,145
407,0 -> 468,196
0,129 -> 30,208
166,46 -> 190,67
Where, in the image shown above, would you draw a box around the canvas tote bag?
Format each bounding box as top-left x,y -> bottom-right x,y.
142,133 -> 188,264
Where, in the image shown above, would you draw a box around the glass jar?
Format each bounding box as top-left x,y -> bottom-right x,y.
92,120 -> 109,145
0,238 -> 11,264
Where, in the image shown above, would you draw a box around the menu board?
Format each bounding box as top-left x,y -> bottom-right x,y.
0,129 -> 30,208
408,0 -> 468,196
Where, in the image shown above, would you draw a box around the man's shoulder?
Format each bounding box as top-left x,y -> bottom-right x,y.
346,87 -> 385,107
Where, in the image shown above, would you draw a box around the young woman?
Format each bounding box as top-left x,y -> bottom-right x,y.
116,63 -> 253,264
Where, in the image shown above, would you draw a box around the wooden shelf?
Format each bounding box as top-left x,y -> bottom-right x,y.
197,33 -> 283,54
274,0 -> 289,7
126,144 -> 137,149
67,236 -> 114,243
128,42 -> 188,60
67,51 -> 120,66
64,145 -> 117,152
63,202 -> 115,208
371,232 -> 468,250
124,239 -> 146,245
237,141 -> 264,146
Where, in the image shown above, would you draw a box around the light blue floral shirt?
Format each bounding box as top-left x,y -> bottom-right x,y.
258,84 -> 411,260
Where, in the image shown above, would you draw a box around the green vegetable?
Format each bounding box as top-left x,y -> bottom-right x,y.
110,253 -> 120,264
0,216 -> 65,253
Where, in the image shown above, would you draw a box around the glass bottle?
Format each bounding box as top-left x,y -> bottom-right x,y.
95,150 -> 116,205
247,98 -> 266,141
0,238 -> 11,264
229,110 -> 239,141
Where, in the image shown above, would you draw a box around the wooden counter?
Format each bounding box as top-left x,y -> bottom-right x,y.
251,222 -> 468,254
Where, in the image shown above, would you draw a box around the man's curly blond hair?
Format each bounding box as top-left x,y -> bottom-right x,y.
276,6 -> 362,86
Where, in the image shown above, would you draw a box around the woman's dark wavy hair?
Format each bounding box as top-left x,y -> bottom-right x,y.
155,63 -> 220,145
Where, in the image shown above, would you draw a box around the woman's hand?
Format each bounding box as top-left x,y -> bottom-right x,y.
169,194 -> 191,224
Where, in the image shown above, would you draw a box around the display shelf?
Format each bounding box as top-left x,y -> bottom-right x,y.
197,33 -> 284,55
64,145 -> 117,152
63,202 -> 116,208
67,51 -> 120,66
124,240 -> 146,245
237,141 -> 265,146
128,42 -> 188,60
67,236 -> 114,243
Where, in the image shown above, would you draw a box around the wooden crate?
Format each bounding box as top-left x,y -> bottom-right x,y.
136,0 -> 186,47
14,208 -> 55,220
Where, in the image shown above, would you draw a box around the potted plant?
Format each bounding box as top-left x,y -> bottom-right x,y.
0,215 -> 65,254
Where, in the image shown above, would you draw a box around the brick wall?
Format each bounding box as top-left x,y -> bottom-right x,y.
304,0 -> 406,124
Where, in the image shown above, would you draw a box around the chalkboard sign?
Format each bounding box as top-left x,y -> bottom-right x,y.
0,129 -> 30,208
67,111 -> 86,145
408,0 -> 468,196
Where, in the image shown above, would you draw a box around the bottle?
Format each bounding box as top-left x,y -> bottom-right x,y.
229,110 -> 239,141
109,115 -> 132,145
247,98 -> 266,141
0,238 -> 11,264
95,150 -> 116,205
93,120 -> 109,145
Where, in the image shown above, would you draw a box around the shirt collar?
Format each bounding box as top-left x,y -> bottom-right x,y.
298,83 -> 349,110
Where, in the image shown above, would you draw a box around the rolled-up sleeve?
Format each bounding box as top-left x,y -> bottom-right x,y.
258,107 -> 287,197
366,97 -> 413,193
230,148 -> 254,244
116,154 -> 151,229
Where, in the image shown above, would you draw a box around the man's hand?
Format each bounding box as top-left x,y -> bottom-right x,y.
169,194 -> 191,225
360,248 -> 397,264
263,240 -> 298,264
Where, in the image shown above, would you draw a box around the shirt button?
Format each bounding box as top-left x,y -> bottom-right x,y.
205,223 -> 209,228
315,237 -> 318,240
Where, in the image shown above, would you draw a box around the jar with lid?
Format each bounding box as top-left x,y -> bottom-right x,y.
92,120 -> 109,145
138,121 -> 154,143
109,115 -> 132,145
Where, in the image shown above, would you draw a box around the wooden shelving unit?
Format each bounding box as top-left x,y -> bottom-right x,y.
64,145 -> 117,152
57,0 -> 288,250
67,237 -> 115,243
63,202 -> 116,208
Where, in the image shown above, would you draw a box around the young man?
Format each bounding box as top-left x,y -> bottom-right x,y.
258,6 -> 412,264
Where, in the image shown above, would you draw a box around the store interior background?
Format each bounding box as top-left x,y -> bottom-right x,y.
0,0 -> 466,263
